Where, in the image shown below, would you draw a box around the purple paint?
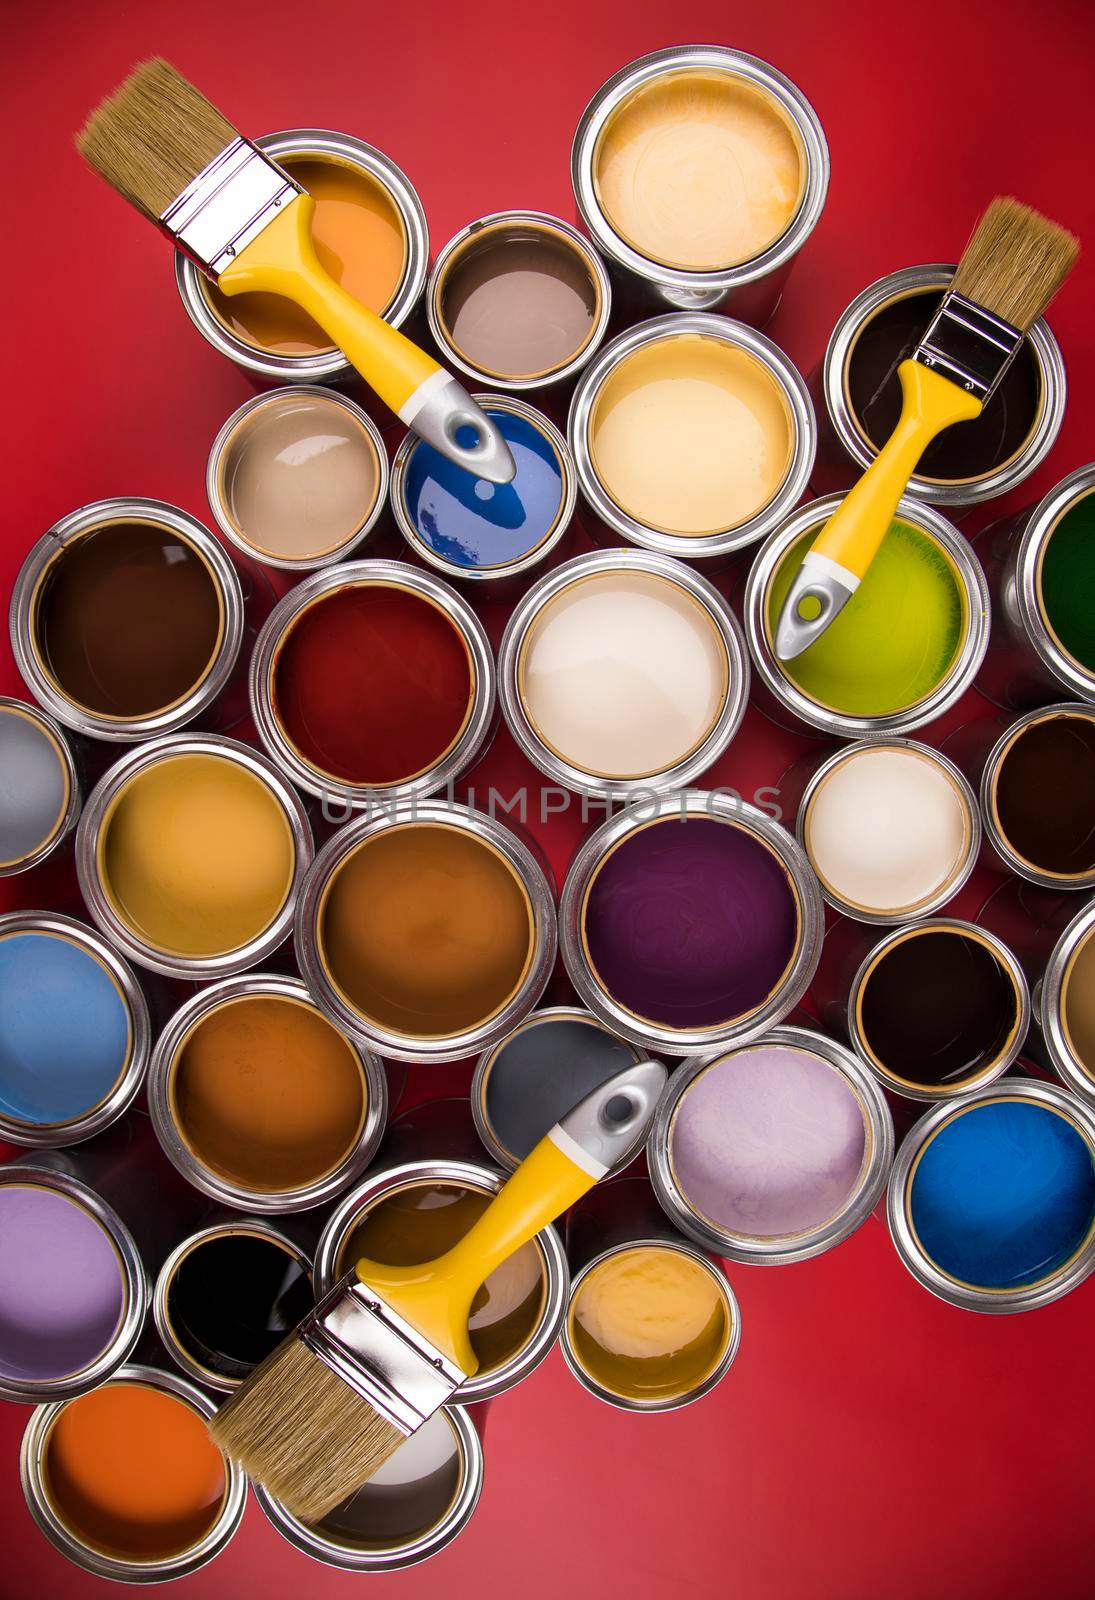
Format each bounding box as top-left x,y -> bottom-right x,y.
0,1184 -> 126,1383
583,817 -> 800,1029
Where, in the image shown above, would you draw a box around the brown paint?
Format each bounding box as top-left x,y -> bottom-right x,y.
1063,929 -> 1095,1075
993,711 -> 1095,876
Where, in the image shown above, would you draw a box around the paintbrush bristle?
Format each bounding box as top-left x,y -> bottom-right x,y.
951,197 -> 1079,332
209,1334 -> 407,1524
77,58 -> 240,222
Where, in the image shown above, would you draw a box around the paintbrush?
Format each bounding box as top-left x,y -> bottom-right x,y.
775,198 -> 1078,659
77,60 -> 515,485
211,1059 -> 666,1521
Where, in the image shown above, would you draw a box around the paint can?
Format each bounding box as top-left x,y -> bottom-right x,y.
976,463 -> 1095,708
206,387 -> 390,571
0,698 -> 81,877
20,1363 -> 246,1580
568,312 -> 815,560
744,492 -> 990,737
498,549 -> 750,797
297,799 -> 556,1063
561,1177 -> 740,1411
1031,899 -> 1095,1109
427,210 -> 613,390
571,45 -> 828,326
0,910 -> 149,1147
390,395 -> 577,591
312,1158 -> 568,1401
647,1025 -> 893,1263
887,1079 -> 1095,1313
9,498 -> 245,744
174,128 -> 429,387
249,561 -> 496,810
76,733 -> 313,981
253,1403 -> 484,1572
814,264 -> 1065,509
148,973 -> 387,1212
559,790 -> 824,1057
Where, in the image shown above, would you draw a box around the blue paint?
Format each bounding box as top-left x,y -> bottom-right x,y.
909,1099 -> 1095,1289
403,408 -> 565,569
0,933 -> 131,1125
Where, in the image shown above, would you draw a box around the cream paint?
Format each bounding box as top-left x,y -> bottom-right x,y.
518,571 -> 728,778
589,335 -> 792,535
804,746 -> 970,915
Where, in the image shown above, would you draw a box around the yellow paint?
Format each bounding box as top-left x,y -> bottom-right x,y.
99,754 -> 295,958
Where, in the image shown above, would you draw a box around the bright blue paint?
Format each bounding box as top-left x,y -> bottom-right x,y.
403,408 -> 564,569
909,1099 -> 1095,1289
0,933 -> 131,1124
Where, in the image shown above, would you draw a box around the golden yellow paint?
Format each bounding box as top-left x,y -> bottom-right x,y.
99,755 -> 295,957
568,1244 -> 730,1402
590,334 -> 792,534
594,71 -> 804,270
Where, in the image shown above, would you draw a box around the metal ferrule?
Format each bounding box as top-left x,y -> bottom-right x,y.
1037,899 -> 1095,1108
162,137 -> 304,279
914,291 -> 1023,402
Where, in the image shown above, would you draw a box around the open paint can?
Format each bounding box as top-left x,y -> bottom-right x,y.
971,703 -> 1095,890
313,1157 -> 568,1401
572,45 -> 828,325
10,499 -> 245,743
174,128 -> 428,386
745,492 -> 990,737
647,1025 -> 893,1263
148,974 -> 387,1211
76,733 -> 313,980
498,549 -> 749,797
559,791 -> 824,1056
249,561 -> 495,810
0,699 -> 80,877
1036,899 -> 1095,1108
887,1079 -> 1095,1313
20,1364 -> 246,1581
569,313 -> 815,560
428,210 -> 612,390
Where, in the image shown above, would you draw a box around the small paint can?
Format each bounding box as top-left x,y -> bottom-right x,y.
571,45 -> 828,326
1034,899 -> 1095,1108
148,973 -> 387,1212
253,1403 -> 484,1572
297,799 -> 556,1063
559,790 -> 824,1057
561,1176 -> 740,1411
0,1164 -> 146,1403
887,1079 -> 1095,1313
498,549 -> 749,798
815,264 -> 1065,509
20,1363 -> 247,1581
0,698 -> 81,876
206,387 -> 390,571
977,463 -> 1095,708
647,1025 -> 893,1263
428,210 -> 613,390
745,492 -> 990,737
569,312 -> 815,560
390,395 -> 577,591
249,561 -> 495,810
0,910 -> 149,1147
76,733 -> 313,981
313,1157 -> 568,1401
9,498 -> 245,743
174,128 -> 429,387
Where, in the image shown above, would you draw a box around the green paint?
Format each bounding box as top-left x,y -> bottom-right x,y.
768,519 -> 966,716
1040,491 -> 1095,672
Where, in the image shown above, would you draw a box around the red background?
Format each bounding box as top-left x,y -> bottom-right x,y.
3,0 -> 1095,1595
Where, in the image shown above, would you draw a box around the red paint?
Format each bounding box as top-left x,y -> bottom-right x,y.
271,584 -> 474,785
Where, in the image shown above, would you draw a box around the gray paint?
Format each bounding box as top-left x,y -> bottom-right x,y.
0,708 -> 67,865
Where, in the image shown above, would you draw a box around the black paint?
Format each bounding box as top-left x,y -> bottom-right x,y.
995,715 -> 1095,875
165,1232 -> 313,1383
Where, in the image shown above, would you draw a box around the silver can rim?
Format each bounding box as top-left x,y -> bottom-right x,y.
75,732 -> 314,980
249,559 -> 497,808
887,1078 -> 1095,1313
1011,463 -> 1095,704
646,1023 -> 895,1262
0,697 -> 82,876
20,1363 -> 247,1581
744,491 -> 991,737
147,972 -> 388,1212
312,1157 -> 569,1401
568,311 -> 817,557
174,128 -> 429,382
8,498 -> 245,743
558,790 -> 825,1056
1038,897 -> 1095,1108
979,702 -> 1095,890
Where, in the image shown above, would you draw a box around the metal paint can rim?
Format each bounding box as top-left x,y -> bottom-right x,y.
0,697 -> 82,876
1038,897 -> 1095,1108
979,702 -> 1095,890
1010,463 -> 1095,704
